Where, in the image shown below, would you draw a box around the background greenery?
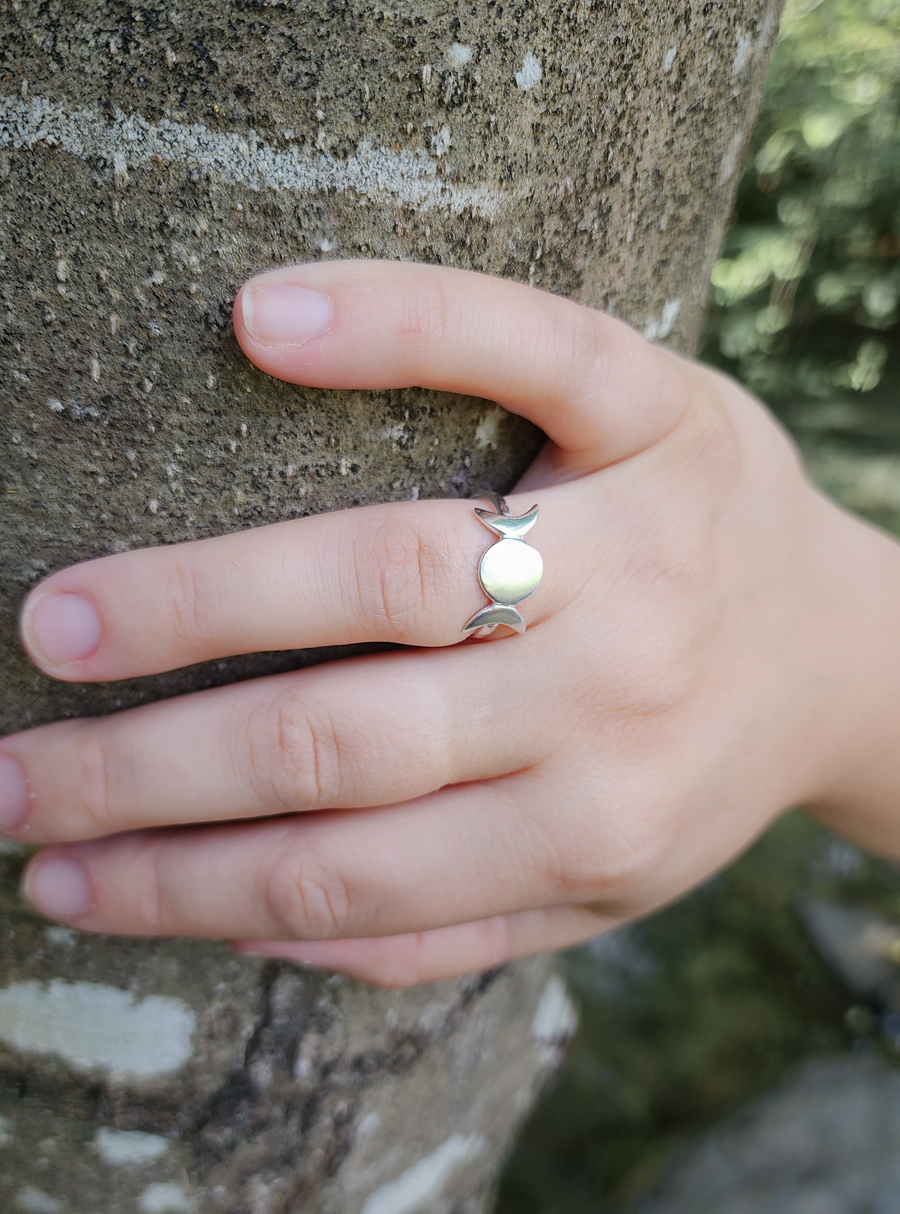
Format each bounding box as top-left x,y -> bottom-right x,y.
706,0 -> 900,533
496,1 -> 900,1209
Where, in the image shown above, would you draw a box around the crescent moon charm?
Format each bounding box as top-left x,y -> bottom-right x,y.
463,493 -> 543,638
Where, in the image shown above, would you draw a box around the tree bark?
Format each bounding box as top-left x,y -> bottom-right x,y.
0,3 -> 781,1211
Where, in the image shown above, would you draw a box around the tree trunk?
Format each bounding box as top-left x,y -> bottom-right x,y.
0,3 -> 781,1211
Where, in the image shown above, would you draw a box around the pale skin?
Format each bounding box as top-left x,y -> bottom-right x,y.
2,260 -> 900,989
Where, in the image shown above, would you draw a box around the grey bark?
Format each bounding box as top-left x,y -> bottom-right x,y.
0,3 -> 780,1212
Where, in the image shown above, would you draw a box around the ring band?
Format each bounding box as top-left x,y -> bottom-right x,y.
462,492 -> 543,638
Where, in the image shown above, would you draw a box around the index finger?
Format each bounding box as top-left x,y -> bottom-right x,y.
234,261 -> 690,469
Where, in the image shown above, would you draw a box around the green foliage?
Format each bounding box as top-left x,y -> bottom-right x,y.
701,0 -> 900,479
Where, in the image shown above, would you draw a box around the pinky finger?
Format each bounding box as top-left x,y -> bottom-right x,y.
231,906 -> 620,988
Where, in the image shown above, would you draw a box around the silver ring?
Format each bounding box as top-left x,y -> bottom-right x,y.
462,492 -> 543,638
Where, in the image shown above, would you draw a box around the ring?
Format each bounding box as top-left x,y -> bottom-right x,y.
462,491 -> 543,638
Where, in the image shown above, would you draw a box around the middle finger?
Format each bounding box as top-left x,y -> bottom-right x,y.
0,641 -> 551,844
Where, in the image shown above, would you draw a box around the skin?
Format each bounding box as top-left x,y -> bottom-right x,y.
3,260 -> 900,989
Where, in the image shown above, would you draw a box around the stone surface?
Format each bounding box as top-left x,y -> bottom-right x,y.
630,1055 -> 900,1214
0,1 -> 781,1210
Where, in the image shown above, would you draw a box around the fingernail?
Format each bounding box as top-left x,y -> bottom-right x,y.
23,855 -> 93,920
241,283 -> 332,346
24,593 -> 102,667
0,756 -> 28,832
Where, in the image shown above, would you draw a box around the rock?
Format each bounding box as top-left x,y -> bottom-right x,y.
630,1055 -> 900,1214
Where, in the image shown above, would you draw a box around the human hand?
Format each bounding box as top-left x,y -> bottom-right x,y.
3,260 -> 900,988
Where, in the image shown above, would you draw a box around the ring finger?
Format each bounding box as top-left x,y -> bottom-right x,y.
21,774 -> 583,940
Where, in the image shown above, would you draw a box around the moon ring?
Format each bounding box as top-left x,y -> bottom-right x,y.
462,493 -> 543,638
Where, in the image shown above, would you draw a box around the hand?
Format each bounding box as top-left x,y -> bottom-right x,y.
3,260 -> 900,988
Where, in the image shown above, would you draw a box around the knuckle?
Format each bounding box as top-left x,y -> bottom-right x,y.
624,485 -> 715,599
71,724 -> 117,836
572,610 -> 700,730
246,687 -> 346,812
523,821 -> 575,900
682,395 -> 744,489
571,797 -> 672,904
521,759 -> 675,907
262,844 -> 353,939
561,306 -> 612,393
505,791 -> 591,907
349,510 -> 448,641
595,812 -> 671,899
397,274 -> 461,356
619,635 -> 700,724
164,547 -> 213,654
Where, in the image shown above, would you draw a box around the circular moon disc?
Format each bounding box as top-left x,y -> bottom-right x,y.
479,539 -> 543,606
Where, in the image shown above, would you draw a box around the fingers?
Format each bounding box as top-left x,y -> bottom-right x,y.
0,645 -> 545,844
233,906 -> 617,987
20,493 -> 563,683
20,778 -> 582,940
19,259 -> 691,685
234,261 -> 690,469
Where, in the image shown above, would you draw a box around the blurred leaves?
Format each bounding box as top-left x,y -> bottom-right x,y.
702,0 -> 900,496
